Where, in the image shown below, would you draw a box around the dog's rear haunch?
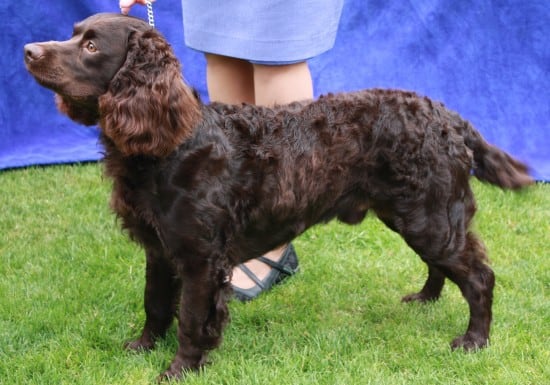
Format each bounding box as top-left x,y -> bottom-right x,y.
25,13 -> 533,380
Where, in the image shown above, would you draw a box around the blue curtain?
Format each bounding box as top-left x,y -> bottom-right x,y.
2,0 -> 548,180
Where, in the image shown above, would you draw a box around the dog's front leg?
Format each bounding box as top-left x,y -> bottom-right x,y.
160,258 -> 232,380
126,248 -> 179,351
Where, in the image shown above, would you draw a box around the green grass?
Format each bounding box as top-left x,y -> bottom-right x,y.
0,164 -> 548,385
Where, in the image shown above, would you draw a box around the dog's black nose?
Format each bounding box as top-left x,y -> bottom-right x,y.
24,43 -> 44,63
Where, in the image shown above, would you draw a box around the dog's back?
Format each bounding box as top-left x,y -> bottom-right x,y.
211,88 -> 532,220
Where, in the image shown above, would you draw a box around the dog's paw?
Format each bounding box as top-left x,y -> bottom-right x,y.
450,332 -> 488,351
401,292 -> 439,303
157,368 -> 184,383
156,356 -> 204,383
124,336 -> 156,352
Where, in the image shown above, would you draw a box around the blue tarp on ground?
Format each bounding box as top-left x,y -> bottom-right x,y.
1,0 -> 548,180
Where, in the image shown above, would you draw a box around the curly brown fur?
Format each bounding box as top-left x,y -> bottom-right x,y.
25,13 -> 533,380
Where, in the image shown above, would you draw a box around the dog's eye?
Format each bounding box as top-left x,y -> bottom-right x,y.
86,41 -> 97,52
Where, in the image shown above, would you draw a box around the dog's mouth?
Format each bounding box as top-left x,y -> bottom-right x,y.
24,43 -> 68,93
25,62 -> 102,100
25,62 -> 65,94
29,69 -> 65,92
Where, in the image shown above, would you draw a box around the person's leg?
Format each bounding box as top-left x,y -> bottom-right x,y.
205,55 -> 311,294
206,56 -> 314,107
205,54 -> 264,291
232,62 -> 314,292
205,53 -> 255,104
253,61 -> 314,106
234,62 -> 314,288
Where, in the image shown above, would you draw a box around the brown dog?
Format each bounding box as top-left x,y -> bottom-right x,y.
24,13 -> 533,380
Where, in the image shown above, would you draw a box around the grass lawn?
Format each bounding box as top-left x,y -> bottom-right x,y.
0,163 -> 548,384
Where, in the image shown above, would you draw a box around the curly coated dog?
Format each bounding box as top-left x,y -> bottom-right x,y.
24,13 -> 533,380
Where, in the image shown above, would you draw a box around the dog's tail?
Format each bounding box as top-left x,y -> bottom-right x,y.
463,122 -> 534,189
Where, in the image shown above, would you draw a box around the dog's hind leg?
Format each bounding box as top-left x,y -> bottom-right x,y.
125,248 -> 180,351
401,265 -> 446,303
434,187 -> 494,350
380,185 -> 494,350
375,213 -> 446,302
435,231 -> 494,351
410,233 -> 493,351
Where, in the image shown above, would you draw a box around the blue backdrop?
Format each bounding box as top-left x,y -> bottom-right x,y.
1,0 -> 548,180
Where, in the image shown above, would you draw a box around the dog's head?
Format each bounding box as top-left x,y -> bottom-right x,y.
24,13 -> 200,157
24,13 -> 149,125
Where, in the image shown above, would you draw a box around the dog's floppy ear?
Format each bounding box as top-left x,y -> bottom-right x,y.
99,28 -> 200,157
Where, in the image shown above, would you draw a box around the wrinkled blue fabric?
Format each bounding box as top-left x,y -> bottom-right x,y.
1,0 -> 548,180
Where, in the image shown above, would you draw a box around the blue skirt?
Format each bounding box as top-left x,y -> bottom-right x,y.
181,0 -> 344,64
